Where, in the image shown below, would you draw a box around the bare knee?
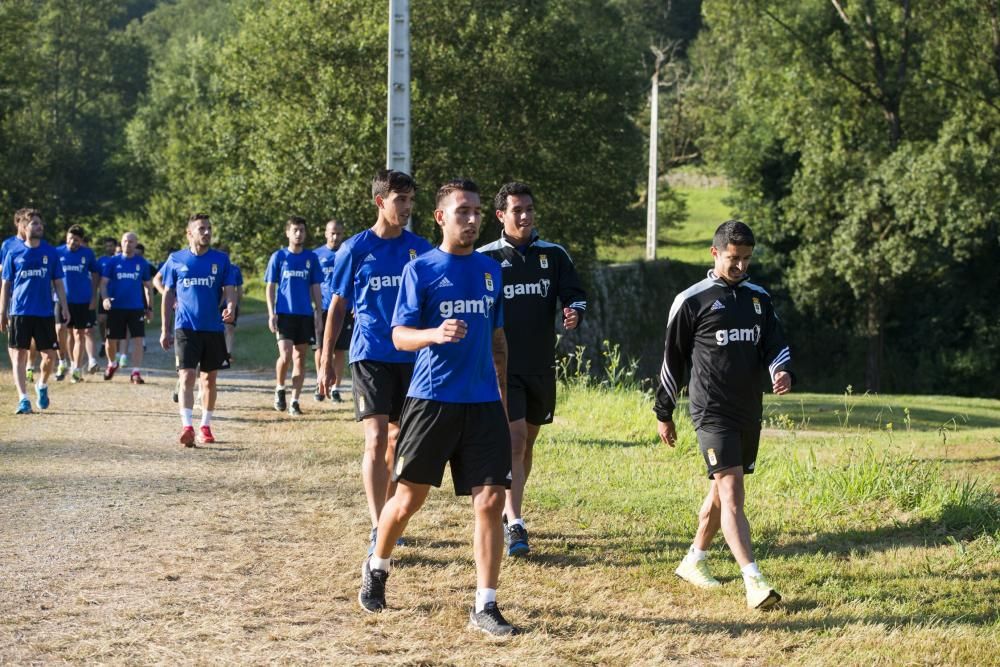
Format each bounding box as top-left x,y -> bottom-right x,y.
473,487 -> 506,516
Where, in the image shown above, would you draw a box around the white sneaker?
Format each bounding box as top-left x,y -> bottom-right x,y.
675,558 -> 722,589
745,573 -> 781,609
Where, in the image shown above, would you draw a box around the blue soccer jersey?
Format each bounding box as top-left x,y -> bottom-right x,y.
1,236 -> 24,268
264,248 -> 322,316
392,248 -> 504,403
313,244 -> 338,310
102,254 -> 152,310
56,245 -> 99,304
331,229 -> 433,364
161,249 -> 236,332
2,241 -> 64,317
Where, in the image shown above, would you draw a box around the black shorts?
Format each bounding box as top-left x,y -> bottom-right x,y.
175,328 -> 230,372
107,309 -> 145,340
352,360 -> 413,422
61,303 -> 96,329
7,315 -> 59,351
335,311 -> 354,351
393,398 -> 512,496
276,313 -> 315,346
507,373 -> 557,425
696,425 -> 761,479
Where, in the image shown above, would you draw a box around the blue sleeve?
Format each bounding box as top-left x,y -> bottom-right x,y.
234,266 -> 244,286
310,252 -> 323,285
87,250 -> 98,274
330,244 -> 353,307
161,260 -> 176,290
50,249 -> 64,279
2,253 -> 12,281
142,259 -> 152,281
101,259 -> 113,279
221,256 -> 236,287
264,252 -> 279,284
392,263 -> 423,328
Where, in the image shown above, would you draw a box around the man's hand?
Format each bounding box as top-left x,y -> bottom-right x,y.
144,307 -> 152,323
772,370 -> 791,395
562,307 -> 579,331
160,330 -> 173,351
435,319 -> 467,344
102,297 -> 113,311
657,419 -> 677,447
268,313 -> 278,334
318,357 -> 335,396
60,304 -> 70,324
222,304 -> 235,324
0,313 -> 7,334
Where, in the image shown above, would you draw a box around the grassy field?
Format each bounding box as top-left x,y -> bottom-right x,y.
597,185 -> 731,265
1,332 -> 998,664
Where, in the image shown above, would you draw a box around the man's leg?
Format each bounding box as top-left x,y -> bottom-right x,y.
362,414 -> 392,528
472,484 -> 506,590
675,480 -> 724,588
177,367 -> 197,445
129,324 -> 144,378
12,347 -> 30,402
55,321 -> 69,378
313,345 -> 324,400
224,323 -> 235,360
504,420 -> 542,521
715,466 -> 780,607
385,420 -> 401,502
332,349 -> 347,396
83,324 -> 97,370
274,338 -> 292,411
197,369 -> 219,443
39,349 -> 56,385
289,343 -> 307,407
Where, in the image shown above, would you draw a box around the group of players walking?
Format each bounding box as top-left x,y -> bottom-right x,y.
1,169 -> 794,636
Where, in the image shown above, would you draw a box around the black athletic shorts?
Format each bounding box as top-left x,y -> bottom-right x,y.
107,308 -> 145,340
393,397 -> 512,496
352,359 -> 413,422
335,311 -> 354,351
696,425 -> 761,479
175,328 -> 230,372
507,373 -> 557,425
276,313 -> 315,346
61,303 -> 96,329
8,315 -> 59,351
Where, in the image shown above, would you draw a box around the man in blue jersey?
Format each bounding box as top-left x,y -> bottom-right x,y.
160,214 -> 237,447
0,209 -> 70,414
312,218 -> 344,402
100,232 -> 153,383
265,216 -> 324,416
1,217 -> 27,368
55,225 -> 100,382
95,236 -> 117,357
319,169 -> 433,553
220,252 -> 243,362
357,179 -> 517,637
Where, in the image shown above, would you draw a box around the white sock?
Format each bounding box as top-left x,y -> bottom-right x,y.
181,408 -> 193,427
475,588 -> 497,613
684,546 -> 707,564
509,518 -> 525,529
19,392 -> 29,400
275,384 -> 284,391
118,354 -> 127,365
369,556 -> 391,573
37,382 -> 47,390
201,410 -> 212,427
741,562 -> 762,581
88,356 -> 96,366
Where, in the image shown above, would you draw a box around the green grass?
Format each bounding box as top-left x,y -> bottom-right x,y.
597,185 -> 731,264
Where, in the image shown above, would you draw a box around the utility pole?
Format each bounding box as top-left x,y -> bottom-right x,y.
387,0 -> 412,228
645,47 -> 665,261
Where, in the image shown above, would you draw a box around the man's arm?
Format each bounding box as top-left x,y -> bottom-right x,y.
152,270 -> 167,296
391,320 -> 467,352
54,278 -> 70,323
99,276 -> 112,310
0,279 -> 10,333
221,285 -> 236,323
557,247 -> 587,331
89,270 -> 100,309
160,288 -> 176,350
265,282 -> 278,333
311,283 -> 324,340
143,280 -> 154,321
492,327 -> 508,410
318,295 -> 347,394
654,297 -> 695,447
762,295 -> 794,395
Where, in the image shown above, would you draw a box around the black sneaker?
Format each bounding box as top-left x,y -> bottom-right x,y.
314,385 -> 325,402
289,401 -> 303,416
274,388 -> 287,412
358,556 -> 389,613
468,602 -> 517,636
505,522 -> 530,557
330,389 -> 343,403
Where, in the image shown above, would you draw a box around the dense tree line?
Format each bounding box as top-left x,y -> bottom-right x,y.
1,0 -> 996,395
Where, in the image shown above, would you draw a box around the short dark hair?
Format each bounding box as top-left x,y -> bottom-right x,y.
14,208 -> 41,228
286,215 -> 307,230
101,236 -> 116,246
712,220 -> 755,249
494,182 -> 533,214
188,213 -> 211,225
136,243 -> 146,252
372,168 -> 416,202
67,224 -> 85,239
435,179 -> 479,207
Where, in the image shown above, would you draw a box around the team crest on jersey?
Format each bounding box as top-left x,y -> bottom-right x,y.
539,254 -> 548,269
43,255 -> 48,264
80,257 -> 86,265
211,263 -> 218,275
135,263 -> 140,272
306,259 -> 311,268
409,249 -> 417,261
752,297 -> 761,315
484,273 -> 494,291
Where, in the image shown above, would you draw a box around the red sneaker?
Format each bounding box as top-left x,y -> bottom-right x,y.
179,426 -> 196,447
198,425 -> 215,444
103,363 -> 119,381
130,371 -> 145,384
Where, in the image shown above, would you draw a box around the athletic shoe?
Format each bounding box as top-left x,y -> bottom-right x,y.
675,559 -> 722,589
198,425 -> 215,444
87,360 -> 99,374
468,602 -> 517,636
16,398 -> 32,414
505,522 -> 530,557
274,387 -> 287,412
358,556 -> 389,613
130,371 -> 145,385
71,369 -> 83,383
103,363 -> 119,381
745,574 -> 781,610
314,385 -> 325,402
55,362 -> 67,381
36,385 -> 50,410
26,367 -> 34,383
330,389 -> 343,403
289,401 -> 303,416
179,426 -> 196,447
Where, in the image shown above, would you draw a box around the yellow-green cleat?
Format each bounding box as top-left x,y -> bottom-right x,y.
675,558 -> 722,589
745,573 -> 781,609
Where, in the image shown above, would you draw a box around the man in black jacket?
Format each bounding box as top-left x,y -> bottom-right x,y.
479,182 -> 587,557
655,220 -> 793,609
